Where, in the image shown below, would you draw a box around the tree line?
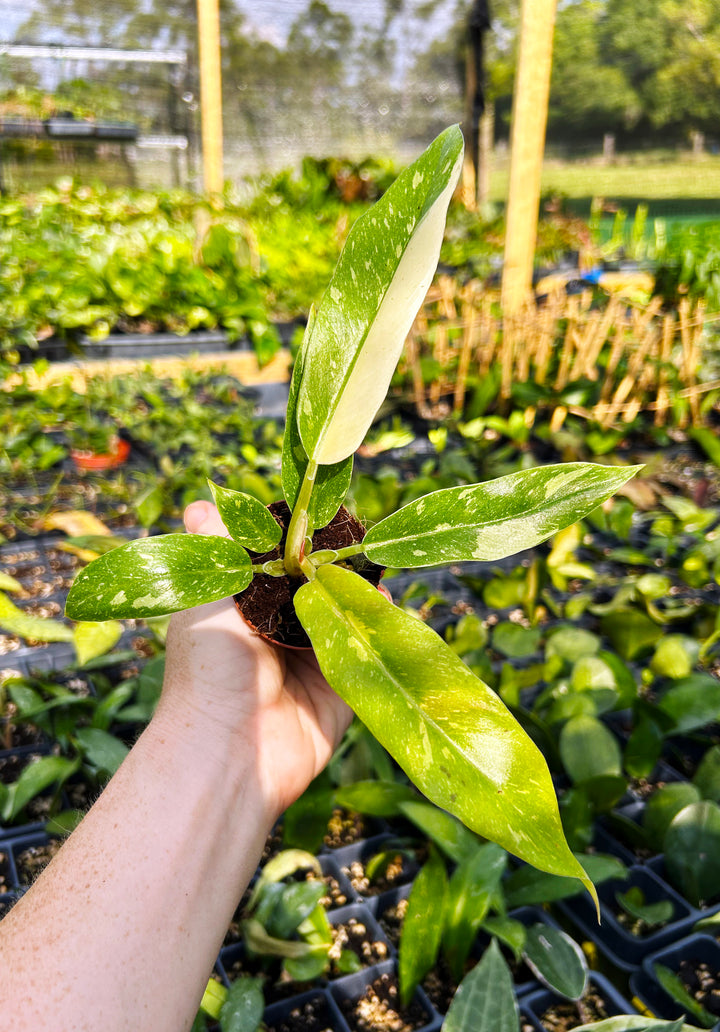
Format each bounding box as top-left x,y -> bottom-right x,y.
4,0 -> 719,163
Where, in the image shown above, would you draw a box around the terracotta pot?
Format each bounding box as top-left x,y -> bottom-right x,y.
70,437 -> 130,471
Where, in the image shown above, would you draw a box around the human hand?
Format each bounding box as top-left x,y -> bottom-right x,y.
155,500 -> 353,818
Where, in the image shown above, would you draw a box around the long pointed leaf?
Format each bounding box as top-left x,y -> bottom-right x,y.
295,564 -> 596,903
281,306 -> 353,529
363,464 -> 643,568
65,534 -> 252,620
443,843 -> 507,982
399,849 -> 448,1006
4,756 -> 79,822
297,126 -> 464,465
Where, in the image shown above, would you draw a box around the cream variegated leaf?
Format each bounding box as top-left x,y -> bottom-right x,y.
362,464 -> 643,568
297,125 -> 463,466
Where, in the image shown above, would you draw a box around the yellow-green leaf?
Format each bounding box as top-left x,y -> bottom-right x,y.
73,621 -> 123,665
0,591 -> 74,643
295,564 -> 596,905
209,481 -> 282,551
363,464 -> 643,568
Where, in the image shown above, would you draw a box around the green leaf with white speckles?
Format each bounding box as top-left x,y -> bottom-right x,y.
297,125 -> 464,466
295,563 -> 596,904
208,481 -> 282,551
65,534 -> 252,620
362,463 -> 642,568
282,306 -> 353,529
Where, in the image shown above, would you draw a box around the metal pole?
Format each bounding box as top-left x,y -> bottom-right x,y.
196,0 -> 224,194
501,0 -> 558,314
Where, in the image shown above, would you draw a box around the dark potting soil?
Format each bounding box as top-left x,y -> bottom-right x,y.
422,956 -> 461,1015
524,987 -> 610,1032
265,994 -> 336,1032
324,809 -> 381,850
0,751 -> 45,785
0,710 -> 44,750
15,839 -> 63,886
260,825 -> 285,865
330,917 -> 390,972
0,850 -> 10,893
234,502 -> 384,649
378,898 -> 407,949
343,847 -> 424,899
0,894 -> 17,921
225,957 -> 312,1006
677,958 -> 720,1018
310,868 -> 351,911
340,971 -> 430,1032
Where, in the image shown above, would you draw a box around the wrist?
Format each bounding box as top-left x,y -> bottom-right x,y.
147,697 -> 277,835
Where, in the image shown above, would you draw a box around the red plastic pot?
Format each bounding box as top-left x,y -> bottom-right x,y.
70,437 -> 130,471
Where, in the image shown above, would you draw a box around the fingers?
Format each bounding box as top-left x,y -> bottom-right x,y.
184,500 -> 228,537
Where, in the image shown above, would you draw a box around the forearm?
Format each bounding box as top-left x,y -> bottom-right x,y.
0,701 -> 275,1032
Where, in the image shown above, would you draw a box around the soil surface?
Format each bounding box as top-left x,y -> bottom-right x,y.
0,851 -> 10,893
329,917 -> 390,973
677,958 -> 720,1019
522,986 -> 611,1031
265,994 -> 336,1032
378,898 -> 408,949
0,895 -> 17,921
342,847 -> 424,898
324,809 -> 382,850
15,839 -> 63,886
234,502 -> 384,648
340,971 -> 431,1032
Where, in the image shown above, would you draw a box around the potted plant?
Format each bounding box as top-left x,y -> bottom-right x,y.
67,423 -> 130,471
65,125 -> 641,900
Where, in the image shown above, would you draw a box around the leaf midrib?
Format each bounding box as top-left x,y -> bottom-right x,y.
310,577 -> 499,795
366,482 -> 614,552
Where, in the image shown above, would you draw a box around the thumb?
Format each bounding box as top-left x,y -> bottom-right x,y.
183,500 -> 229,537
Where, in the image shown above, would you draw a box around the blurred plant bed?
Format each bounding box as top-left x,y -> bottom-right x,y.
0,182 -> 282,366
0,651 -> 164,839
393,277 -> 720,440
0,364 -> 286,542
0,162 -> 613,370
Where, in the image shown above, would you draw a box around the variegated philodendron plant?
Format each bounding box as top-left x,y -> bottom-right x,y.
67,126 -> 640,906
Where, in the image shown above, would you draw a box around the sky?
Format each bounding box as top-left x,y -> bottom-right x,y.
0,0 -> 25,40
0,0 -> 456,49
236,0 -> 388,45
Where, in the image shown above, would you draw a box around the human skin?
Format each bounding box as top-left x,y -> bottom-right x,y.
0,500 -> 352,1032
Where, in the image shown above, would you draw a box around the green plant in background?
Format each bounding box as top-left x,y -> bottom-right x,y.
0,184 -> 279,361
0,575 -> 122,666
240,848 -> 360,981
66,126 -> 642,901
0,655 -> 164,831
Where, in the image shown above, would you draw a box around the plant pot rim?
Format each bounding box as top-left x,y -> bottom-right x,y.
70,437 -> 130,470
234,580 -> 392,651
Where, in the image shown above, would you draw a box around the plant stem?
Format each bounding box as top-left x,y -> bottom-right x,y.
309,543 -> 365,566
284,460 -> 318,578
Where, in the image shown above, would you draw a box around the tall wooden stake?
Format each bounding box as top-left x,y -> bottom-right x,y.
501,0 -> 558,314
197,0 -> 224,194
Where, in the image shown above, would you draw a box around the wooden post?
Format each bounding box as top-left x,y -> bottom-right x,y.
501,0 -> 558,314
196,0 -> 224,194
